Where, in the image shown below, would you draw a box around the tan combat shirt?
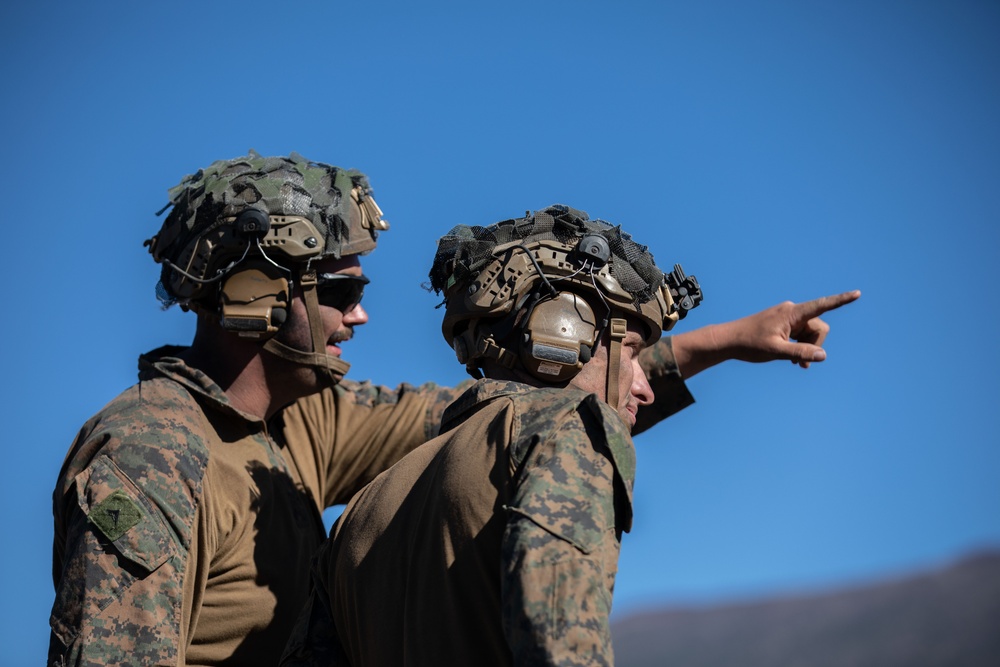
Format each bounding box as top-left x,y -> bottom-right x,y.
50,339 -> 690,666
50,346 -> 464,667
283,379 -> 645,667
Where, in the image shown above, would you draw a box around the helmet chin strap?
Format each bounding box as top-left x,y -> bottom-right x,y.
605,317 -> 627,410
262,269 -> 350,384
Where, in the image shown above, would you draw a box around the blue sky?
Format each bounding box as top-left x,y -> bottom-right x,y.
2,1 -> 998,663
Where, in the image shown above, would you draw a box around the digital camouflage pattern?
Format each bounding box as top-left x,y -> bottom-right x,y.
50,347 -> 471,667
50,349 -> 212,667
282,379 -> 637,667
501,384 -> 635,666
51,335 -> 689,666
633,336 -> 695,434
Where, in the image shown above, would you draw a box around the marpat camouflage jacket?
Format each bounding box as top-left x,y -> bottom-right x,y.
49,346 -> 466,667
283,378 -> 654,667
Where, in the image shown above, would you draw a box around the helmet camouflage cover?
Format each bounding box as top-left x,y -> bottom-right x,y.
146,149 -> 388,308
429,204 -> 701,376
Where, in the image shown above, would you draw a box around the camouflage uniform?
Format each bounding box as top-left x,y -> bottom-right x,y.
49,346 -> 467,667
51,336 -> 689,667
282,371 -> 689,667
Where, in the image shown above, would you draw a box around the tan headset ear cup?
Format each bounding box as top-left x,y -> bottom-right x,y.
520,292 -> 598,382
218,263 -> 291,338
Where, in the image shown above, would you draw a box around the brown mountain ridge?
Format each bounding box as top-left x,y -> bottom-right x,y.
611,550 -> 1000,667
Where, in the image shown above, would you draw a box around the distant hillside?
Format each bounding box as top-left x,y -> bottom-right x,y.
611,551 -> 1000,667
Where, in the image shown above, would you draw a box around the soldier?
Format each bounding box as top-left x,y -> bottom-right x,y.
51,152 -> 857,666
49,152 -> 466,667
280,205 -> 857,666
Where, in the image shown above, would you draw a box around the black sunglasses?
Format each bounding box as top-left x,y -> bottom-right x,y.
314,273 -> 370,312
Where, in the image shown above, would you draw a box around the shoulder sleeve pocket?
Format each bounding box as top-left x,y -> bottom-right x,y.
50,455 -> 178,655
77,455 -> 175,572
506,498 -> 600,555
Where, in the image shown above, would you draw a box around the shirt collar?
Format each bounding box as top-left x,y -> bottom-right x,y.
440,378 -> 538,431
138,345 -> 264,424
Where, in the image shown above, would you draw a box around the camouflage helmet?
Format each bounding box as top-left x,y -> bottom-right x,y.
429,204 -> 702,384
145,150 -> 388,308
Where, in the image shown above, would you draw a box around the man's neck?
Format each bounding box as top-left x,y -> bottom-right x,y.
180,322 -> 289,420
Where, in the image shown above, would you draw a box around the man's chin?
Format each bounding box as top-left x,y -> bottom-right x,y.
294,364 -> 345,397
316,367 -> 345,388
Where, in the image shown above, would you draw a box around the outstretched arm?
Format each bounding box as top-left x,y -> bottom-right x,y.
633,290 -> 860,434
671,290 -> 861,378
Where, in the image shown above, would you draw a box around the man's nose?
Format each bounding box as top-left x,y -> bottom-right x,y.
343,302 -> 369,326
632,361 -> 654,406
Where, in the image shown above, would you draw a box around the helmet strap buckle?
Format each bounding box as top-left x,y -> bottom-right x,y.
476,335 -> 518,369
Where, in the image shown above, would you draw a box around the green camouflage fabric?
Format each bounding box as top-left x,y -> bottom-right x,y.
502,384 -> 635,667
149,150 -> 383,307
634,336 -> 695,434
50,334 -> 687,666
282,379 -> 636,667
50,348 -> 471,667
50,349 -> 215,666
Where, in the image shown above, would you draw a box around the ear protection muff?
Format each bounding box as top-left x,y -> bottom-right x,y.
444,233 -> 628,383
519,291 -> 599,382
512,233 -> 608,381
218,209 -> 290,338
219,263 -> 290,338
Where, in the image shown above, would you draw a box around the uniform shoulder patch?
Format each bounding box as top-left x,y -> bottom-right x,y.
89,489 -> 143,542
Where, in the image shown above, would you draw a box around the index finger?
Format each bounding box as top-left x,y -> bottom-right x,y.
793,290 -> 861,321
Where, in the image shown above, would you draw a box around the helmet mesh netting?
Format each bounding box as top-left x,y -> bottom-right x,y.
160,151 -> 359,265
151,150 -> 376,307
429,204 -> 664,306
